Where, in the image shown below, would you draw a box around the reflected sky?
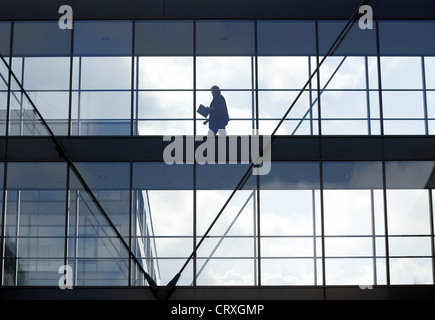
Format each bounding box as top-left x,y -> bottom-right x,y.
10,52 -> 431,136
1,19 -> 435,287
1,19 -> 433,137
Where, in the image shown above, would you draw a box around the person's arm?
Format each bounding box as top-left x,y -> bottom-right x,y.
208,98 -> 216,111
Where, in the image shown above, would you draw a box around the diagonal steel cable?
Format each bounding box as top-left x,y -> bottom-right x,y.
0,53 -> 152,284
174,0 -> 371,287
1,0 -> 370,299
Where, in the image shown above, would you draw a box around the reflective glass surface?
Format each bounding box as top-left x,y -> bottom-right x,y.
0,19 -> 433,137
385,161 -> 435,284
3,162 -> 67,286
1,18 -> 435,289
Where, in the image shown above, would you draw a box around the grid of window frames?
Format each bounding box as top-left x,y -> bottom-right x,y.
0,20 -> 434,136
0,19 -> 434,287
0,160 -> 434,286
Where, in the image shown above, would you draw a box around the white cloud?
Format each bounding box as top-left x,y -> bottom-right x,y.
390,258 -> 433,285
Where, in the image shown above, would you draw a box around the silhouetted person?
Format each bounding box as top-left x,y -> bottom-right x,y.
205,85 -> 229,135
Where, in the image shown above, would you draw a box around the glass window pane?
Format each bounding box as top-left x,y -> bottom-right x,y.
8,90 -> 51,136
382,91 -> 425,118
321,120 -> 369,135
153,238 -> 193,258
323,162 -> 383,236
4,162 -> 67,286
325,258 -> 374,285
323,162 -> 383,190
196,259 -> 255,285
387,190 -> 431,235
13,21 -> 71,57
18,238 -> 64,258
75,91 -> 131,119
133,162 -> 193,190
23,57 -> 70,90
196,21 -> 254,56
381,57 -> 423,90
15,259 -> 64,286
72,91 -> 131,135
19,190 -> 66,237
259,90 -> 314,120
147,190 -> 193,236
68,163 -> 133,286
74,259 -> 129,286
28,91 -> 69,119
427,91 -> 435,118
257,21 -> 316,56
133,167 -> 193,236
262,238 -> 313,257
385,161 -> 434,236
383,120 -> 426,135
157,259 -> 193,286
261,259 -> 315,285
72,21 -> 133,136
74,21 -> 132,56
138,57 -> 193,89
261,190 -> 315,236
321,91 -> 367,119
138,91 -> 193,119
74,162 -> 130,237
135,20 -> 193,56
137,120 -> 193,135
379,21 -> 435,56
11,22 -> 71,137
198,237 -> 255,258
324,190 -> 374,235
0,21 -> 10,57
425,57 -> 435,89
261,161 -> 320,190
80,57 -> 131,90
196,56 -> 252,90
318,21 -> 377,56
132,162 -> 193,286
320,57 -> 368,90
28,91 -> 69,135
325,237 -> 372,257
0,91 -> 8,135
385,161 -> 435,189
389,237 -> 432,256
197,189 -> 254,237
260,161 -> 320,283
258,57 -> 310,90
7,162 -> 67,192
390,258 -> 433,285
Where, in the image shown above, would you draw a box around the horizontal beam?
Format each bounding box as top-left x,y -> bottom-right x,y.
1,285 -> 435,300
1,136 -> 435,162
0,0 -> 434,21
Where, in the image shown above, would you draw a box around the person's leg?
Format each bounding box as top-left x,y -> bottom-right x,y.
209,125 -> 218,135
217,129 -> 227,136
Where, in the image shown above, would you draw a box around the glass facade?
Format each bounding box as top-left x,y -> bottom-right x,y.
0,20 -> 434,136
0,18 -> 435,289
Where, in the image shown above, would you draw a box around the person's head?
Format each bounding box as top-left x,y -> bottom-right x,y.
211,85 -> 221,97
